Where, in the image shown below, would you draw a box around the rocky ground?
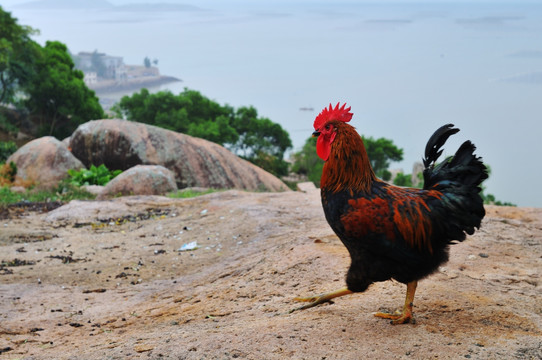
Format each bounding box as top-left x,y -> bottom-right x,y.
0,190 -> 541,359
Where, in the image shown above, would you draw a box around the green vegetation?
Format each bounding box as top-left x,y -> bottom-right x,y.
482,193 -> 515,207
0,183 -> 95,205
0,181 -> 217,207
113,88 -> 292,176
24,41 -> 104,138
168,188 -> 218,199
361,135 -> 404,179
393,172 -> 413,187
0,7 -> 104,138
391,171 -> 424,188
0,141 -> 17,162
290,137 -> 324,186
0,7 -> 40,105
67,164 -> 122,187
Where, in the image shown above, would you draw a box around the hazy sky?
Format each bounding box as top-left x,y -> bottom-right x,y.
3,1 -> 542,207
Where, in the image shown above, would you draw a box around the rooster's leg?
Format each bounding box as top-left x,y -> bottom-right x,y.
374,281 -> 417,325
290,287 -> 353,313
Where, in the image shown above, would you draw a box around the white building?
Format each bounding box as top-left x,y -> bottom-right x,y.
83,71 -> 98,85
76,52 -> 127,81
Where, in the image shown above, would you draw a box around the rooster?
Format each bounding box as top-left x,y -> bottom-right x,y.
292,103 -> 488,324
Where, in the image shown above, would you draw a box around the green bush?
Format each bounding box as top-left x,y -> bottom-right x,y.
393,172 -> 413,187
0,141 -> 18,162
67,164 -> 122,186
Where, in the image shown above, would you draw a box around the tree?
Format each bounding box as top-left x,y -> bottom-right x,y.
0,140 -> 17,162
0,6 -> 40,105
24,41 -> 104,138
115,88 -> 292,176
290,136 -> 324,186
230,106 -> 292,158
0,9 -> 104,137
362,135 -> 403,178
393,172 -> 413,187
117,88 -> 190,131
117,88 -> 238,144
229,106 -> 292,176
178,89 -> 238,145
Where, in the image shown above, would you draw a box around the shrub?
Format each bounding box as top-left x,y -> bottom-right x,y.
0,141 -> 18,162
393,172 -> 413,187
67,164 -> 122,186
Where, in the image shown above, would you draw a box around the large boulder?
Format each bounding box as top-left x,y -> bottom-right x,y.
70,119 -> 290,192
7,136 -> 85,189
97,165 -> 177,200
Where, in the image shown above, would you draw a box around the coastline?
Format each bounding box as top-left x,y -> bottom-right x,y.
89,75 -> 182,95
89,75 -> 182,110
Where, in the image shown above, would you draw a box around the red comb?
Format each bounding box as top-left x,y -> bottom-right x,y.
313,102 -> 353,130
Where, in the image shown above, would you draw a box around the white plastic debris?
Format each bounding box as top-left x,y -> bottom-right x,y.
178,241 -> 199,252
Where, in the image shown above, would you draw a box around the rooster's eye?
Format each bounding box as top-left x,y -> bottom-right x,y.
325,124 -> 331,131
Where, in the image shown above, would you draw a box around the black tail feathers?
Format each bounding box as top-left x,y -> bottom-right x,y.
423,124 -> 488,191
422,124 -> 488,242
423,124 -> 459,169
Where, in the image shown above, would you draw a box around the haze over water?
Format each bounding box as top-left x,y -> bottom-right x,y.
4,0 -> 542,207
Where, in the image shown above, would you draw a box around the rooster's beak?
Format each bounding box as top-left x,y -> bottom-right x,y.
312,130 -> 320,137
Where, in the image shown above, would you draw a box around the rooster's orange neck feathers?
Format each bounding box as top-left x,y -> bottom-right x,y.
320,122 -> 377,194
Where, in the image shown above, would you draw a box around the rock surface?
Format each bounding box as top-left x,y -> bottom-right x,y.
70,119 -> 289,192
97,165 -> 177,200
6,136 -> 85,189
81,184 -> 104,196
0,192 -> 540,359
296,181 -> 318,193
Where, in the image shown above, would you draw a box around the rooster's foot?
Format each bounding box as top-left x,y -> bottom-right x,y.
374,309 -> 415,325
374,281 -> 418,325
290,287 -> 352,313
